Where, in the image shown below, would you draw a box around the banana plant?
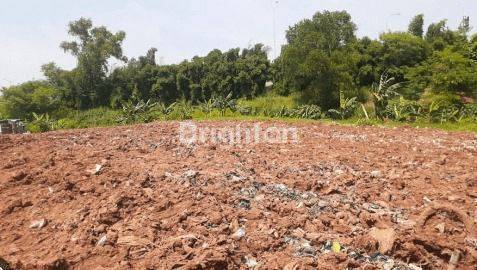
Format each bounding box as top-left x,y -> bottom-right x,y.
212,92 -> 237,116
158,102 -> 176,120
119,99 -> 157,123
328,91 -> 358,120
274,105 -> 291,118
199,99 -> 214,118
438,107 -> 460,123
372,73 -> 401,120
360,104 -> 370,120
237,106 -> 253,116
175,100 -> 193,120
427,101 -> 442,123
390,104 -> 409,122
31,112 -> 56,131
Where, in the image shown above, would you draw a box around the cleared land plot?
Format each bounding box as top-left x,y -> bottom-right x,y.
0,121 -> 476,269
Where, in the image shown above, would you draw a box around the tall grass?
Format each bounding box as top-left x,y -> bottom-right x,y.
238,92 -> 299,112
56,107 -> 122,129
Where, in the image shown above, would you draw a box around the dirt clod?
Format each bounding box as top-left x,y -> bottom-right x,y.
369,227 -> 396,254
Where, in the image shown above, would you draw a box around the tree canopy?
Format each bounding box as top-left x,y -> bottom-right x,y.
1,13 -> 476,121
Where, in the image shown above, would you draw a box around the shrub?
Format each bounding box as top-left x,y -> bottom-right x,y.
291,105 -> 322,120
28,113 -> 55,133
274,106 -> 292,118
387,98 -> 423,122
459,104 -> 477,120
237,106 -> 255,116
56,118 -> 80,129
1,81 -> 61,119
158,102 -> 176,120
426,101 -> 460,123
118,99 -> 157,124
173,100 -> 193,120
419,91 -> 462,109
238,92 -> 298,115
69,108 -> 121,128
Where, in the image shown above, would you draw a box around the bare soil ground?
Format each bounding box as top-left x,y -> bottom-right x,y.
0,121 -> 476,269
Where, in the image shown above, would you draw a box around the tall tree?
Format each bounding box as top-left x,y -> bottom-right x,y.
408,14 -> 424,38
279,11 -> 358,110
425,20 -> 457,50
57,18 -> 127,108
139,47 -> 158,66
458,16 -> 472,37
379,32 -> 430,82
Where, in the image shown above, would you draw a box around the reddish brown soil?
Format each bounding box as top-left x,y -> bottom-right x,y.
0,121 -> 476,269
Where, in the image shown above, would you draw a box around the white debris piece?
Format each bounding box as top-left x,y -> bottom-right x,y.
233,227 -> 246,240
29,219 -> 47,229
370,170 -> 382,178
97,235 -> 107,246
244,256 -> 258,268
334,169 -> 344,175
87,164 -> 103,175
184,170 -> 198,178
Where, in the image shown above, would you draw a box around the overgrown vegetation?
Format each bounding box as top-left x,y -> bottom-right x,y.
1,12 -> 476,133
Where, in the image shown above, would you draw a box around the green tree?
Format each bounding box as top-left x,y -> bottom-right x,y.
151,65 -> 180,104
107,48 -> 159,107
379,32 -> 430,82
279,10 -> 359,110
426,20 -> 457,50
406,49 -> 477,98
355,37 -> 383,87
458,16 -> 472,37
408,14 -> 424,38
0,81 -> 61,119
46,18 -> 127,109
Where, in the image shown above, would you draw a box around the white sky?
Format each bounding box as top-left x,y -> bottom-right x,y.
0,0 -> 475,87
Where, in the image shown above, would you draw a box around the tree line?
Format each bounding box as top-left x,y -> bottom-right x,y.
276,11 -> 477,111
1,11 -> 477,120
1,18 -> 269,119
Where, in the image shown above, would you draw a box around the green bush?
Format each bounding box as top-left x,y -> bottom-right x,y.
67,108 -> 121,128
460,104 -> 477,120
172,100 -> 193,120
26,123 -> 45,133
56,118 -> 80,129
387,98 -> 423,122
1,81 -> 61,119
291,105 -> 322,120
419,91 -> 462,109
212,93 -> 237,116
118,99 -> 157,124
327,92 -> 358,120
238,92 -> 298,115
27,113 -> 55,133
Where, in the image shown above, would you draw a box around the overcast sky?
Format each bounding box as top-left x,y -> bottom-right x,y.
0,0 -> 475,87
